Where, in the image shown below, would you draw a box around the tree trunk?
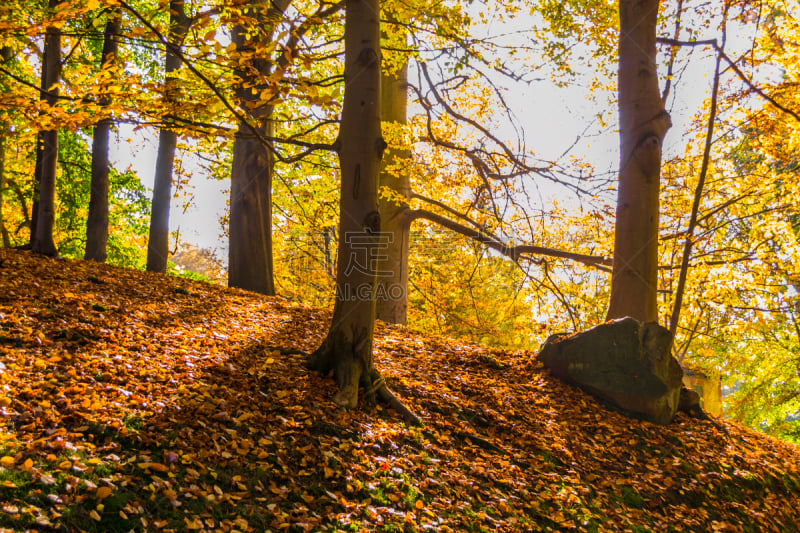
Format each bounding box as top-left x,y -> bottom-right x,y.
31,0 -> 63,257
0,124 -> 10,248
146,0 -> 189,272
606,0 -> 671,323
227,0 -> 290,295
308,0 -> 417,424
375,62 -> 411,324
85,9 -> 121,262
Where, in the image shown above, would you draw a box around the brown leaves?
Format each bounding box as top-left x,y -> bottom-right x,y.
1,247 -> 800,531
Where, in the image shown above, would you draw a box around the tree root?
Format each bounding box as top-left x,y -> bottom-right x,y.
376,380 -> 422,426
306,334 -> 422,425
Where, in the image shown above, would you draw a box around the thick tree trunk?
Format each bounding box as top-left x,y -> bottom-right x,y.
31,0 -> 63,257
376,63 -> 411,324
308,0 -> 418,424
85,10 -> 121,262
146,0 -> 189,272
227,0 -> 290,295
228,122 -> 275,294
606,0 -> 671,323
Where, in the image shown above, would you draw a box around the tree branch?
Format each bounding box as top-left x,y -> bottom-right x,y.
116,0 -> 337,164
657,37 -> 800,122
408,208 -> 612,271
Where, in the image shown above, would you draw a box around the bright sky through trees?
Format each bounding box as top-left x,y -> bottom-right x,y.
108,4 -> 751,259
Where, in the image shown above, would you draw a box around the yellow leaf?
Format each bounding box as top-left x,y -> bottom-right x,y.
185,517 -> 203,529
89,509 -> 101,521
21,458 -> 33,471
0,456 -> 14,468
96,486 -> 112,500
415,499 -> 424,510
58,460 -> 72,470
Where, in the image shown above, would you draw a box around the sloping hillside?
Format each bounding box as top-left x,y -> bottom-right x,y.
1,248 -> 799,532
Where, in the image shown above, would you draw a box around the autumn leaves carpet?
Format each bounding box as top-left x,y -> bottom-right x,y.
1,248 -> 799,532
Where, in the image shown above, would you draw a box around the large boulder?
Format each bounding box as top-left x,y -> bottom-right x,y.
539,317 -> 683,425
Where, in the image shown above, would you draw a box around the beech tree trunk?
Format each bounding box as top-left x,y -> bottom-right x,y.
0,126 -> 9,248
308,0 -> 416,424
146,0 -> 189,272
376,62 -> 411,324
0,47 -> 11,247
31,0 -> 63,256
227,0 -> 290,295
85,10 -> 121,262
606,0 -> 671,323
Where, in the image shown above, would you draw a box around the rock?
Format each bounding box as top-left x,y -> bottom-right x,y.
539,317 -> 683,425
678,386 -> 707,419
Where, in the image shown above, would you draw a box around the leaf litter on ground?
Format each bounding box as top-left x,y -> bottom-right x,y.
1,247 -> 799,532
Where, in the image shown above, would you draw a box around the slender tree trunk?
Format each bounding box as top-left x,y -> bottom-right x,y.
227,0 -> 290,295
85,9 -> 121,262
0,125 -> 10,247
605,0 -> 671,323
308,0 -> 417,424
0,47 -> 11,247
31,0 -> 63,256
146,0 -> 189,272
375,62 -> 411,324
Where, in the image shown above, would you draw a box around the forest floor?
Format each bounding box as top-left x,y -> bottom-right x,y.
1,248 -> 799,532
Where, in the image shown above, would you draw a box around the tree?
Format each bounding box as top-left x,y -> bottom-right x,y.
605,0 -> 671,322
227,0 -> 291,295
307,0 -> 417,423
85,7 -> 121,262
146,0 -> 190,273
375,61 -> 411,324
0,44 -> 11,248
30,0 -> 63,256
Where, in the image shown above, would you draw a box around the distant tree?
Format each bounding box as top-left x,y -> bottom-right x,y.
30,0 -> 64,256
0,45 -> 10,248
375,61 -> 411,324
85,8 -> 121,262
227,0 -> 291,295
146,0 -> 190,272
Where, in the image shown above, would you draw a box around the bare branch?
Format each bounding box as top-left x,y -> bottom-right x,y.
408,208 -> 612,271
657,36 -> 800,122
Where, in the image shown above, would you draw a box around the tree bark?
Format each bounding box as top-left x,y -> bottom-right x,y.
606,0 -> 671,323
146,0 -> 189,272
308,0 -> 418,424
227,0 -> 290,295
31,0 -> 63,257
85,9 -> 121,262
0,124 -> 10,248
376,62 -> 411,324
0,47 -> 11,247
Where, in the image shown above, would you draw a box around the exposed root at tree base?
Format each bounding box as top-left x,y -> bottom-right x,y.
376,381 -> 422,426
306,336 -> 421,426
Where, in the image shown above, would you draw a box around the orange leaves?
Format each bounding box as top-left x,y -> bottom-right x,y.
137,462 -> 170,473
1,248 -> 800,531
